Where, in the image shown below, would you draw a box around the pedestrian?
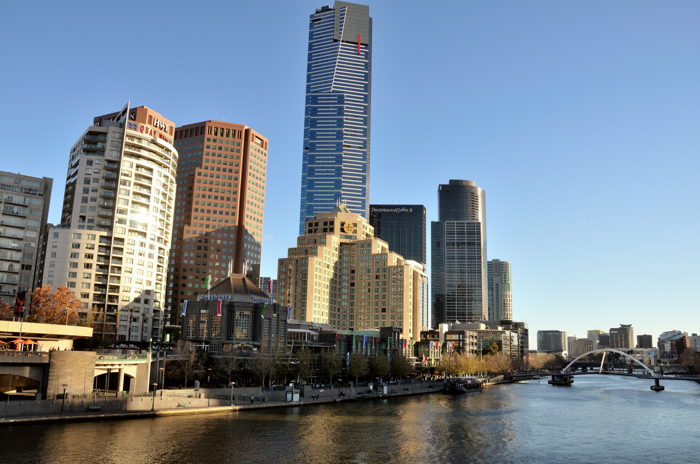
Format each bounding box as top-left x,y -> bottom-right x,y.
250,395 -> 254,404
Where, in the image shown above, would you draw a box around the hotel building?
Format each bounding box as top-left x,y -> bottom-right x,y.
0,172 -> 52,304
299,2 -> 372,233
41,104 -> 177,342
277,206 -> 428,341
166,121 -> 268,330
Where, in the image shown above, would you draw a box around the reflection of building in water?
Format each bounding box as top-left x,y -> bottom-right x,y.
38,103 -> 177,343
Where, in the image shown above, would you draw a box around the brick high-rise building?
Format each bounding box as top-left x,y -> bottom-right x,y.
165,121 -> 268,330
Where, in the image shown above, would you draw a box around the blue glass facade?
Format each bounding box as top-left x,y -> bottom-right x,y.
299,2 -> 372,234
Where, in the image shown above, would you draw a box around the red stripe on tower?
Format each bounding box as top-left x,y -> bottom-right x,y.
358,34 -> 361,54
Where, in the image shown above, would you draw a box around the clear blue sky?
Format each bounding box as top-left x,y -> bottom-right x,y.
2,1 -> 699,348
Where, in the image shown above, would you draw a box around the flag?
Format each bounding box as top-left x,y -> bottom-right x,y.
430,341 -> 434,351
403,339 -> 407,350
216,299 -> 222,317
267,279 -> 273,295
205,275 -> 211,291
287,306 -> 291,321
372,336 -> 376,348
422,354 -> 426,365
181,300 -> 188,317
334,333 -> 340,347
363,335 -> 367,348
261,303 -> 267,319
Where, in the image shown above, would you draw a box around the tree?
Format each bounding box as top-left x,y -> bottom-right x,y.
168,343 -> 200,388
216,348 -> 242,385
439,352 -> 460,378
490,352 -> 514,373
0,300 -> 13,320
295,346 -> 312,383
482,341 -> 499,357
349,352 -> 369,383
368,355 -> 390,380
680,349 -> 700,374
27,285 -> 81,325
248,352 -> 278,388
321,351 -> 342,384
390,351 -> 412,379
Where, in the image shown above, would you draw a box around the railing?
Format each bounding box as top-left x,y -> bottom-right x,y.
0,351 -> 49,359
95,353 -> 148,361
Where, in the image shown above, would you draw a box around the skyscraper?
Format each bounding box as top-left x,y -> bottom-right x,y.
369,205 -> 426,265
41,103 -> 176,342
0,172 -> 52,304
431,180 -> 487,327
298,2 -> 372,233
487,259 -> 512,322
166,121 -> 268,329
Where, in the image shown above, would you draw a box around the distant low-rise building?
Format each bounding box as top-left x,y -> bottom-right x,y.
658,330 -> 689,360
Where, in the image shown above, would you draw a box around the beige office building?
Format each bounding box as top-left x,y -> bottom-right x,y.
41,103 -> 177,343
277,206 -> 428,341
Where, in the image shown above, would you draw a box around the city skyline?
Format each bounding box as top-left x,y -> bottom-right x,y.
1,1 -> 699,347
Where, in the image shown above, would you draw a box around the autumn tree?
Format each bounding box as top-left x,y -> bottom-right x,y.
28,285 -> 81,325
0,300 -> 13,320
348,352 -> 369,383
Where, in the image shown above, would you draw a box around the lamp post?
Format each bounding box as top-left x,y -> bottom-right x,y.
230,382 -> 235,406
159,367 -> 165,390
151,382 -> 158,411
61,384 -> 68,414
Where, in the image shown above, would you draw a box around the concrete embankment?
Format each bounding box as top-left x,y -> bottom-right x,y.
0,382 -> 445,425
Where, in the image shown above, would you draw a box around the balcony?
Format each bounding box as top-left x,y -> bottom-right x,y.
105,161 -> 120,171
102,181 -> 117,189
104,171 -> 118,179
100,190 -> 115,198
83,143 -> 106,152
97,208 -> 113,217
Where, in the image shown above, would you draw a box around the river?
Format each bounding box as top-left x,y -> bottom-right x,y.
3,375 -> 699,463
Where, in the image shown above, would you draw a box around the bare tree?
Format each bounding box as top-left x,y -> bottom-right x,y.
216,348 -> 242,385
169,344 -> 200,388
249,352 -> 278,388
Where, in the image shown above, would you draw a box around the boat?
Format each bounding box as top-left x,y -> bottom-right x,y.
443,376 -> 483,394
548,374 -> 574,386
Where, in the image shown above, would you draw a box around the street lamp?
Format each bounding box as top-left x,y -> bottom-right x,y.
61,383 -> 68,414
159,367 -> 165,390
151,382 -> 158,411
230,381 -> 235,406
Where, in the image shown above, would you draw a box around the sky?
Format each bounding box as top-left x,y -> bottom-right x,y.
1,1 -> 699,349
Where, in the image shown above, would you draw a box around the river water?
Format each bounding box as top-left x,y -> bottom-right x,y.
3,375 -> 699,463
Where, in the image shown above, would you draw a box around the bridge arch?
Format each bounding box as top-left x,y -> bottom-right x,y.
563,348 -> 656,376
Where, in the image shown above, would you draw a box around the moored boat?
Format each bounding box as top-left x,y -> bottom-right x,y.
443,376 -> 483,394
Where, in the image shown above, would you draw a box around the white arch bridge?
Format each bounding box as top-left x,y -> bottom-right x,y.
550,348 -> 672,391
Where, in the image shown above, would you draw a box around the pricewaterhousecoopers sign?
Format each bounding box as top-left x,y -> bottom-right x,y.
370,207 -> 413,214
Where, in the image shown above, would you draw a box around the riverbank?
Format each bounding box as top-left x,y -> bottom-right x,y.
0,380 -> 457,426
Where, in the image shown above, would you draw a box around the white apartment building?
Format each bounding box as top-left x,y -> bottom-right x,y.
41,104 -> 177,343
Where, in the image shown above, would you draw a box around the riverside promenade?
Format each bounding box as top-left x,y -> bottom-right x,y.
0,379 -> 452,425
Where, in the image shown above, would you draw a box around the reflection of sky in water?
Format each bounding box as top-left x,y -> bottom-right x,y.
3,377 -> 699,463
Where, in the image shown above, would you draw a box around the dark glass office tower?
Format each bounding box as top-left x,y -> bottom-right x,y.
431,180 -> 487,327
298,2 -> 372,234
369,205 -> 426,265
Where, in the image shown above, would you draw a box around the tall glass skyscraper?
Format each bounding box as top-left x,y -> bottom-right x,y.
299,2 -> 372,234
431,180 -> 487,327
